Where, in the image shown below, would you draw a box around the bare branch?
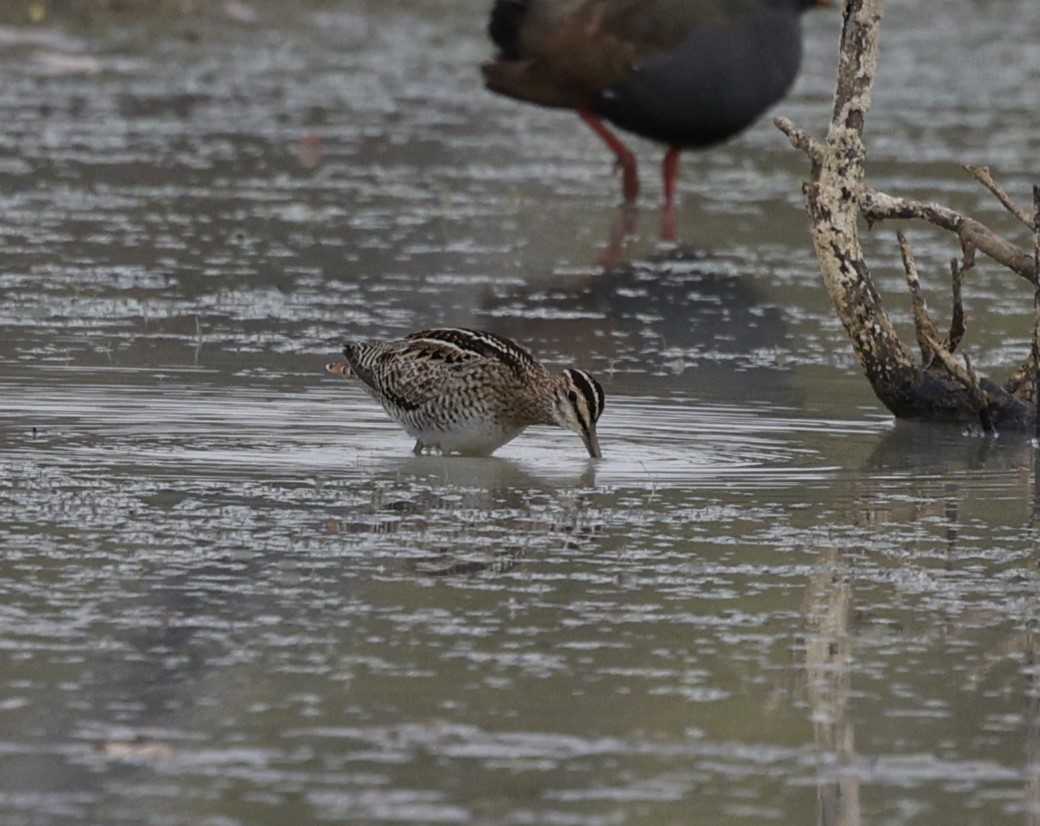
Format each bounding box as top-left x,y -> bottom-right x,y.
778,0 -> 1036,431
948,253 -> 969,352
831,0 -> 882,132
863,188 -> 1038,284
897,231 -> 941,365
774,116 -> 824,165
923,333 -> 972,386
924,336 -> 994,432
963,164 -> 1035,229
1004,359 -> 1033,400
964,354 -> 995,433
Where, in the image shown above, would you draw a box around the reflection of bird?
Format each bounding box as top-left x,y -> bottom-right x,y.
483,0 -> 826,210
326,328 -> 605,457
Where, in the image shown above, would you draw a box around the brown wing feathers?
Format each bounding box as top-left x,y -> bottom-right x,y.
482,0 -> 639,109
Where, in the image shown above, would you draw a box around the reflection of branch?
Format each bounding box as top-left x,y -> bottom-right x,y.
1026,624 -> 1040,826
803,554 -> 861,826
1034,188 -> 1040,440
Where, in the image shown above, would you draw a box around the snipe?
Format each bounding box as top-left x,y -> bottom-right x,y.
326,327 -> 605,457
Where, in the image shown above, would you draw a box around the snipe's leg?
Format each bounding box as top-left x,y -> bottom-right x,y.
412,440 -> 424,455
578,108 -> 640,203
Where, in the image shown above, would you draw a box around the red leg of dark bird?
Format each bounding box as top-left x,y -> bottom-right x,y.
578,109 -> 639,203
662,146 -> 682,208
660,147 -> 682,242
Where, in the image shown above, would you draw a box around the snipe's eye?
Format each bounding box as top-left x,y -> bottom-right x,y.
567,390 -> 578,404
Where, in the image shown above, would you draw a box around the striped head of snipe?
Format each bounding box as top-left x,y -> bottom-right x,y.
550,368 -> 605,459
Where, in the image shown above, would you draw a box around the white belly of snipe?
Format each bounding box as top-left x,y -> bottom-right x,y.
407,419 -> 525,456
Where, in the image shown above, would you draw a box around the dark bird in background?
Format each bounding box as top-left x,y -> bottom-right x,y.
482,0 -> 828,230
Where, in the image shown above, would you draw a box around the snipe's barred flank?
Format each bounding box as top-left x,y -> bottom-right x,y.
326,328 -> 605,457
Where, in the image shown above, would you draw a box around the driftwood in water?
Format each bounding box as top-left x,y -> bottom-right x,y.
775,0 -> 1039,433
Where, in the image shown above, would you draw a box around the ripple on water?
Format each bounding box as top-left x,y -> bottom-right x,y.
0,372 -> 887,494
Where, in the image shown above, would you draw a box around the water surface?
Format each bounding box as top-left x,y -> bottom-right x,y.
2,1 -> 1040,824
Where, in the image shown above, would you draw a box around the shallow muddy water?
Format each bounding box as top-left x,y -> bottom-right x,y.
3,1 -> 1040,824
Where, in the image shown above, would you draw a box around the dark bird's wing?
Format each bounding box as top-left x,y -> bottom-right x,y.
482,0 -> 740,107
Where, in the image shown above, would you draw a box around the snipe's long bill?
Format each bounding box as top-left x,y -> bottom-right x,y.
326,327 -> 605,458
